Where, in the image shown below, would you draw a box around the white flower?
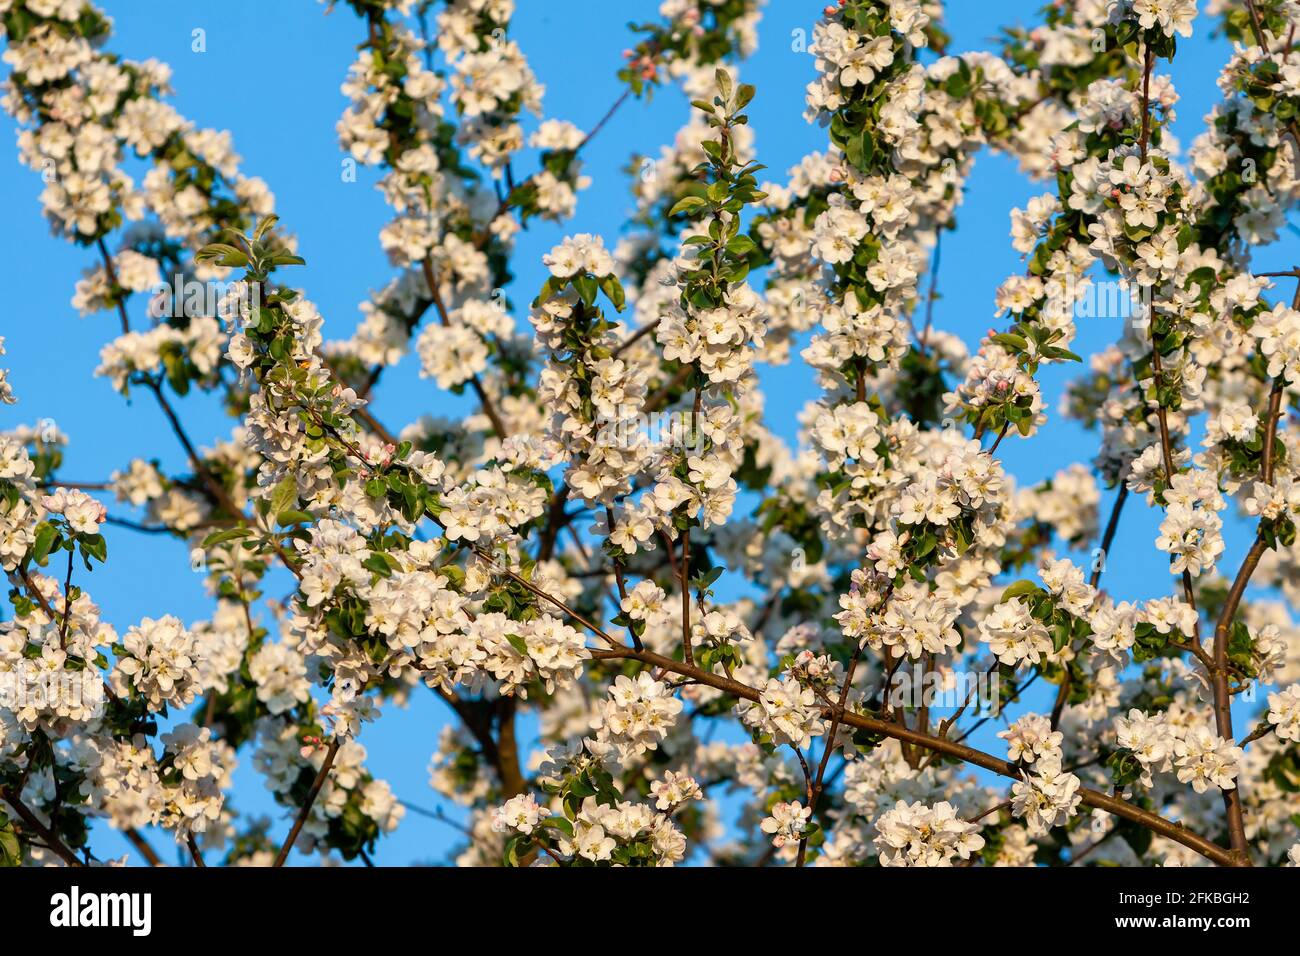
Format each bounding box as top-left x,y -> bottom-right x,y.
40,488 -> 106,535
1114,709 -> 1176,787
978,598 -> 1052,667
761,800 -> 812,848
620,580 -> 667,624
651,771 -> 702,811
111,615 -> 201,711
999,713 -> 1063,764
590,672 -> 682,760
1267,685 -> 1300,743
492,793 -> 543,834
1132,0 -> 1197,38
1011,753 -> 1082,835
738,676 -> 824,749
248,641 -> 312,716
874,800 -> 985,866
1173,727 -> 1241,793
542,233 -> 614,278
417,324 -> 489,390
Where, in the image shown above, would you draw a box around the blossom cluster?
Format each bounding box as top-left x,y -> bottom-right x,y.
3,0 -> 1300,873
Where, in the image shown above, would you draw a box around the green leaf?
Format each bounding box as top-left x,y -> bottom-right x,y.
195,243 -> 249,268
535,276 -> 564,306
715,68 -> 733,104
669,196 -> 708,217
253,215 -> 279,241
726,235 -> 756,256
79,533 -> 107,564
573,274 -> 597,307
540,815 -> 574,837
503,835 -> 522,868
275,510 -> 314,527
30,522 -> 58,565
696,566 -> 725,589
0,819 -> 20,867
600,275 -> 626,312
201,527 -> 252,548
999,579 -> 1042,603
270,475 -> 298,516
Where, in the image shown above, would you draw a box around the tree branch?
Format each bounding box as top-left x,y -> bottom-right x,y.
1,789 -> 83,867
272,737 -> 341,867
584,645 -> 1240,867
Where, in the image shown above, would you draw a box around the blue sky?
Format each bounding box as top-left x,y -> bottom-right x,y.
1,2 -> 1291,865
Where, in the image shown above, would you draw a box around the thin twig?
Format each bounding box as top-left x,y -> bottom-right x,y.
272,737 -> 341,867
